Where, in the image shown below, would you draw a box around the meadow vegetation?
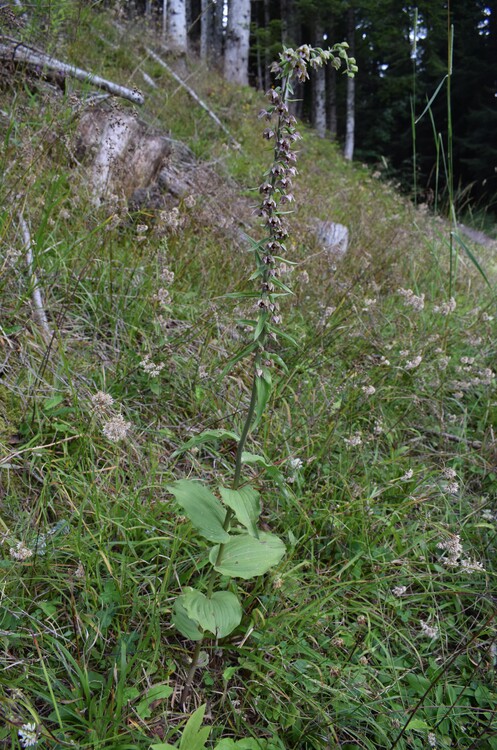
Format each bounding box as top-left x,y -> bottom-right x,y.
1,6 -> 496,750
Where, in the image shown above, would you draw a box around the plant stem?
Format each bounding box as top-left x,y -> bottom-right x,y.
180,639 -> 203,707
181,352 -> 261,706
232,352 -> 262,491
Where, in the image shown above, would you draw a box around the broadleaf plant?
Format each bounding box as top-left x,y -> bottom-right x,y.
168,43 -> 357,706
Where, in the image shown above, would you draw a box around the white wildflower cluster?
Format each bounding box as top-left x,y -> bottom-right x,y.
91,391 -> 115,411
419,620 -> 439,639
434,297 -> 456,315
398,287 -> 425,312
287,457 -> 303,483
10,541 -> 33,561
140,354 -> 165,377
18,723 -> 38,748
404,355 -> 423,371
5,246 -> 22,265
183,194 -> 196,209
343,432 -> 362,447
392,585 -> 407,597
442,467 -> 457,479
437,534 -> 463,566
459,558 -> 486,573
318,305 -> 336,327
157,207 -> 185,233
135,224 -> 149,243
437,534 -> 485,573
298,270 -> 310,285
90,391 -> 132,444
160,268 -> 175,285
362,297 -> 377,311
102,414 -> 132,443
451,362 -> 495,393
373,421 -> 384,435
401,469 -> 413,481
362,384 -> 376,396
427,731 -> 437,748
155,287 -> 172,307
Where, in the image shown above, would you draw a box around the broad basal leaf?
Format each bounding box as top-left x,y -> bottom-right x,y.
171,597 -> 203,641
179,704 -> 211,750
167,479 -> 230,543
182,588 -> 242,638
210,533 -> 285,579
219,486 -> 261,538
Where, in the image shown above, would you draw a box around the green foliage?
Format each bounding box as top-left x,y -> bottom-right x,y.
0,7 -> 496,750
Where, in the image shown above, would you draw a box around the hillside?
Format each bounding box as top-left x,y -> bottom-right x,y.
1,6 -> 497,750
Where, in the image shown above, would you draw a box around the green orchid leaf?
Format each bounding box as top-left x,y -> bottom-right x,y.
219,486 -> 261,538
179,704 -> 211,750
210,533 -> 286,579
167,479 -> 230,543
171,597 -> 204,641
182,588 -> 242,638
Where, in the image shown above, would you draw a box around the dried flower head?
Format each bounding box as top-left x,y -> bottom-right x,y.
419,620 -> 439,639
10,541 -> 33,561
140,354 -> 165,377
397,287 -> 425,312
91,391 -> 114,410
102,414 -> 131,443
343,433 -> 362,447
362,385 -> 376,396
434,297 -> 456,315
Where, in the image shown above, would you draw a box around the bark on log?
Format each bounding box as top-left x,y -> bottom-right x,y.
18,214 -> 54,345
0,37 -> 144,105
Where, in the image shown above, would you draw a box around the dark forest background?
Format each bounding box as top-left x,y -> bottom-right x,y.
134,1 -> 497,219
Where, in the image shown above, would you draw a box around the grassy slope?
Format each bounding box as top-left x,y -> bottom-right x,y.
1,6 -> 497,750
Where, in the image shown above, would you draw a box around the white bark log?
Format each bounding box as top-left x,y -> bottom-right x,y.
0,38 -> 144,104
166,0 -> 188,54
224,0 -> 251,86
18,215 -> 53,345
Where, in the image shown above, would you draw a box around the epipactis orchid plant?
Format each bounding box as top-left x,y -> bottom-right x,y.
167,43 -> 357,705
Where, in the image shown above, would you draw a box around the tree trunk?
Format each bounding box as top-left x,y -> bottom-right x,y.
224,0 -> 251,85
327,64 -> 337,141
281,0 -> 297,46
313,22 -> 326,137
263,0 -> 271,91
166,0 -> 188,54
343,5 -> 355,161
200,0 -> 212,60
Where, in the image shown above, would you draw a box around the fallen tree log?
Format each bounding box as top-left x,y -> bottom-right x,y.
18,213 -> 54,345
0,36 -> 144,105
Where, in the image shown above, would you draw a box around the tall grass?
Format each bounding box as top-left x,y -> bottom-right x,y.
1,5 -> 496,750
